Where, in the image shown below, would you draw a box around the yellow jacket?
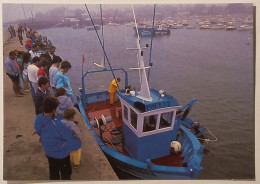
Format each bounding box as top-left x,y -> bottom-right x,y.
108,79 -> 119,93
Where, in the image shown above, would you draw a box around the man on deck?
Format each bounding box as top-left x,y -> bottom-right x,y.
108,77 -> 120,105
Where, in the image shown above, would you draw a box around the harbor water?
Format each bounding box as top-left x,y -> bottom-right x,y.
39,25 -> 255,179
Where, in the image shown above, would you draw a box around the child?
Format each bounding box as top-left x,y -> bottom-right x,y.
25,38 -> 32,51
56,87 -> 74,117
62,108 -> 82,168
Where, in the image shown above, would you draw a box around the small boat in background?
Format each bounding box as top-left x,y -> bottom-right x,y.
133,23 -> 170,36
87,24 -> 101,31
226,25 -> 236,30
108,22 -> 120,26
200,24 -> 211,29
227,20 -> 235,26
73,23 -> 85,29
169,23 -> 183,29
182,20 -> 189,26
238,25 -> 252,31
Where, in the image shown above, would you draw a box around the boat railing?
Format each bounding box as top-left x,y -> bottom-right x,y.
178,125 -> 204,178
81,68 -> 128,109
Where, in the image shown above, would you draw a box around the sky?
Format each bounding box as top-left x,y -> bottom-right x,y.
2,4 -> 98,23
2,3 -> 143,23
1,1 -> 254,23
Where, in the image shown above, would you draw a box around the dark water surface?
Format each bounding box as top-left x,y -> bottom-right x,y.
40,25 -> 255,179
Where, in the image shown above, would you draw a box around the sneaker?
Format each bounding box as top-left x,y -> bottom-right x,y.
15,94 -> 24,97
74,163 -> 80,168
24,89 -> 30,92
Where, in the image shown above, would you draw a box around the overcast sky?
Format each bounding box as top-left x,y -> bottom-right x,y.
1,2 -> 253,23
2,4 -> 104,23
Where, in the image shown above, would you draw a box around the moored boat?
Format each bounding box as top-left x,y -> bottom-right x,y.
238,25 -> 252,31
226,25 -> 236,30
77,71 -> 205,179
133,23 -> 170,36
78,5 -> 206,180
200,24 -> 211,29
87,24 -> 101,30
108,22 -> 120,26
169,23 -> 183,29
182,20 -> 189,26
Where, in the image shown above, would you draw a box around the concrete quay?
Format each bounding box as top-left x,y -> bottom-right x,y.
2,35 -> 118,182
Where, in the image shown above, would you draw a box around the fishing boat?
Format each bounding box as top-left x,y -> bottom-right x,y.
108,22 -> 120,26
133,23 -> 170,36
182,20 -> 189,26
238,25 -> 252,31
200,24 -> 211,29
226,25 -> 236,30
87,24 -> 101,31
78,4 -> 205,179
169,23 -> 183,29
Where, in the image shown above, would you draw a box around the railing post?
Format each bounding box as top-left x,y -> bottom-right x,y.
82,75 -> 87,109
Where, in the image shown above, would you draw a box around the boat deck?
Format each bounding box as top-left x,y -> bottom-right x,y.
85,100 -> 186,167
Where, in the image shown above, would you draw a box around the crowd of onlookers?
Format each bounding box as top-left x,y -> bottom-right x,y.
4,24 -> 82,180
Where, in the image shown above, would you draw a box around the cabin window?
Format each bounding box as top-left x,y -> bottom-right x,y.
123,105 -> 128,121
143,115 -> 158,133
159,111 -> 173,129
130,108 -> 137,129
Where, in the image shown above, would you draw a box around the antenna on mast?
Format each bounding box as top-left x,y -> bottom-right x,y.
130,5 -> 153,102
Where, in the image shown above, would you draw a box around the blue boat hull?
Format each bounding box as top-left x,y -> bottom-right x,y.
77,95 -> 203,179
103,147 -> 197,179
103,139 -> 198,180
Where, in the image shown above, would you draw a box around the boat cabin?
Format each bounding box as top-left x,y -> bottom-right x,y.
117,89 -> 181,161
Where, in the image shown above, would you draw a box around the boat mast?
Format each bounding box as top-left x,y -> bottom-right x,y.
132,5 -> 153,102
22,4 -> 27,25
147,4 -> 156,82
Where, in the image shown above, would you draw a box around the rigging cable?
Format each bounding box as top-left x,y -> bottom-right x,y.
100,4 -> 105,67
84,4 -> 119,90
30,4 -> 34,28
147,4 -> 156,82
22,4 -> 27,22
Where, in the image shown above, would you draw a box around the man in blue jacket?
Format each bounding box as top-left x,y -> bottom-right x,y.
55,61 -> 74,103
4,51 -> 25,97
34,96 -> 73,180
